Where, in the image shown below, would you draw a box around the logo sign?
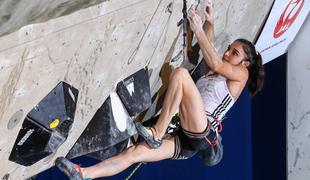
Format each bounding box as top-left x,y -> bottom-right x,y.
256,0 -> 310,64
124,77 -> 135,96
17,129 -> 35,146
274,0 -> 305,38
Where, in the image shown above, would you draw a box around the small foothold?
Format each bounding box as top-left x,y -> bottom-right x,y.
7,109 -> 23,130
148,69 -> 153,77
166,2 -> 173,13
2,173 -> 9,180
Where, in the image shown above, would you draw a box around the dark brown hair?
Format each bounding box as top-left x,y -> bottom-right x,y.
235,38 -> 265,96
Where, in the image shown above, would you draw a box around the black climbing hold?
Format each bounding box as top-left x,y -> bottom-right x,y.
116,67 -> 152,116
9,82 -> 78,166
67,95 -> 135,159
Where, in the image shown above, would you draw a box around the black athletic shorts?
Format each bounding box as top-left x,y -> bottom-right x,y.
171,123 -> 217,160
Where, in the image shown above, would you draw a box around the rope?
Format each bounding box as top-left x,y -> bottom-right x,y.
177,0 -> 203,75
125,162 -> 143,180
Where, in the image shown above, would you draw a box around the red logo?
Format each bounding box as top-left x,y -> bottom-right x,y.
273,0 -> 304,38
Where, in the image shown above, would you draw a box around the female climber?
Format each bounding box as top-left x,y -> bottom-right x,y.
55,1 -> 264,179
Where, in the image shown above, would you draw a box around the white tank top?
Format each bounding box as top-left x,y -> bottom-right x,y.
196,72 -> 235,122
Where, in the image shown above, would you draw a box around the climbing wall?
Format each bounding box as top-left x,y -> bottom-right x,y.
287,14 -> 310,180
0,0 -> 273,179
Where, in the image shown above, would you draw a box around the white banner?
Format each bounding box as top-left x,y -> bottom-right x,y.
256,0 -> 310,64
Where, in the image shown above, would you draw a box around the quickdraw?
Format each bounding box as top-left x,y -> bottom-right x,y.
182,0 -> 189,62
176,0 -> 201,74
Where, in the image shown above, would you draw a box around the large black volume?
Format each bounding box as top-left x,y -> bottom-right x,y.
9,82 -> 79,166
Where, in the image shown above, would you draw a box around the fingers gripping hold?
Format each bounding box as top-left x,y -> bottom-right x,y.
188,8 -> 203,32
204,0 -> 214,23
